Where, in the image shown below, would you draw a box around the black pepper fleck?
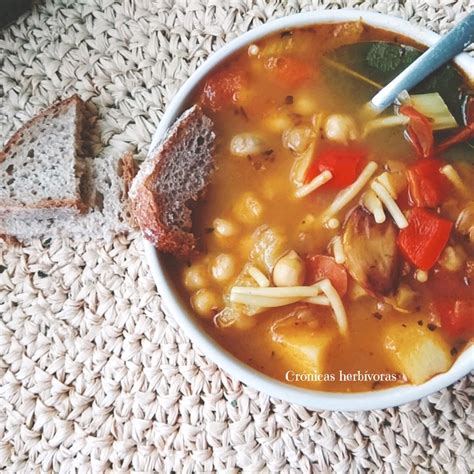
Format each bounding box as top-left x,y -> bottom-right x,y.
373,312 -> 383,320
285,95 -> 294,105
37,271 -> 48,278
427,323 -> 437,332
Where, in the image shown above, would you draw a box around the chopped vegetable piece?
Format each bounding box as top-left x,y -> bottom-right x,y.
200,68 -> 246,112
406,159 -> 449,208
342,206 -> 401,296
456,202 -> 474,242
436,96 -> 474,153
399,105 -> 434,159
304,145 -> 366,189
265,56 -> 313,87
271,314 -> 335,376
406,93 -> 458,131
384,322 -> 453,385
434,299 -> 474,339
305,255 -> 348,296
397,207 -> 453,271
387,283 -> 419,313
291,140 -> 316,187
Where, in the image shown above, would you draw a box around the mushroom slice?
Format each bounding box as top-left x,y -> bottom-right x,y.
456,201 -> 474,243
342,206 -> 402,296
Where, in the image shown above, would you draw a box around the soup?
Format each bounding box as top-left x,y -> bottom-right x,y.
167,22 -> 473,392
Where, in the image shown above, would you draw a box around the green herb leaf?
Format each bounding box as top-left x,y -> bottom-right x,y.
366,43 -> 403,73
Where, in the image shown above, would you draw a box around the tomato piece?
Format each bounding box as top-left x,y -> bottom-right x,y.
397,207 -> 453,271
406,159 -> 449,208
400,105 -> 434,159
305,255 -> 348,296
265,56 -> 313,88
200,68 -> 246,112
434,298 -> 474,339
304,145 -> 366,189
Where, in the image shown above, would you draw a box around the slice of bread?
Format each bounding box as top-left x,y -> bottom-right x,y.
0,153 -> 136,242
129,105 -> 216,258
0,95 -> 86,219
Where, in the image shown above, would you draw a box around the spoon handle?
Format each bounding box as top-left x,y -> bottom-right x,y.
370,12 -> 474,113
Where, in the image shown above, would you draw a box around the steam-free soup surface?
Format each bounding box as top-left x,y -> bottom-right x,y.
166,23 -> 474,392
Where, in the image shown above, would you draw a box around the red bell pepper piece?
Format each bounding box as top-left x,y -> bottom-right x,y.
436,123 -> 474,154
200,68 -> 246,112
397,207 -> 453,271
305,255 -> 348,296
399,105 -> 434,159
304,145 -> 366,189
434,298 -> 474,339
406,159 -> 449,208
265,56 -> 313,88
435,96 -> 474,154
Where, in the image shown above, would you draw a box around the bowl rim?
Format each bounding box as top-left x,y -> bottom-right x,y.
144,9 -> 474,411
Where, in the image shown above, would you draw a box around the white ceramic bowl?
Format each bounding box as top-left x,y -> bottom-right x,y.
144,9 -> 474,411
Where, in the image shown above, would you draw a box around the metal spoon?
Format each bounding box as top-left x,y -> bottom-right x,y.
368,12 -> 474,115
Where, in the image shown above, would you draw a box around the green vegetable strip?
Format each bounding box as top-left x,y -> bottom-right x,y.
322,57 -> 383,90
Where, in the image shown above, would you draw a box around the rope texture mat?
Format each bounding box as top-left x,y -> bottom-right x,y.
1,1 -> 473,472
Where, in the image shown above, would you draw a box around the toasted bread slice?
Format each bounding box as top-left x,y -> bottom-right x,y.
0,95 -> 86,218
0,153 -> 137,242
129,105 -> 216,258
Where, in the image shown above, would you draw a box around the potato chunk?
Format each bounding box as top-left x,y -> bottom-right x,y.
271,311 -> 335,374
384,323 -> 453,385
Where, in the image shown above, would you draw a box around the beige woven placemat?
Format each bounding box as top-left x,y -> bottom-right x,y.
1,1 -> 473,472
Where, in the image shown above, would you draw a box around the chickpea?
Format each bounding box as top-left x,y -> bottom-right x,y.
282,126 -> 315,153
323,114 -> 358,144
248,44 -> 259,56
230,133 -> 264,157
183,263 -> 208,291
191,289 -> 221,319
263,113 -> 293,133
293,92 -> 319,116
272,250 -> 306,287
234,192 -> 264,225
213,218 -> 237,238
211,254 -> 237,282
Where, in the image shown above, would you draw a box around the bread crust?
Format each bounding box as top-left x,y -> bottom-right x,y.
130,106 -> 215,258
0,94 -> 87,215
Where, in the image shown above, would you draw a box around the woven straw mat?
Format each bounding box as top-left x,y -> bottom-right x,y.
1,1 -> 473,472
